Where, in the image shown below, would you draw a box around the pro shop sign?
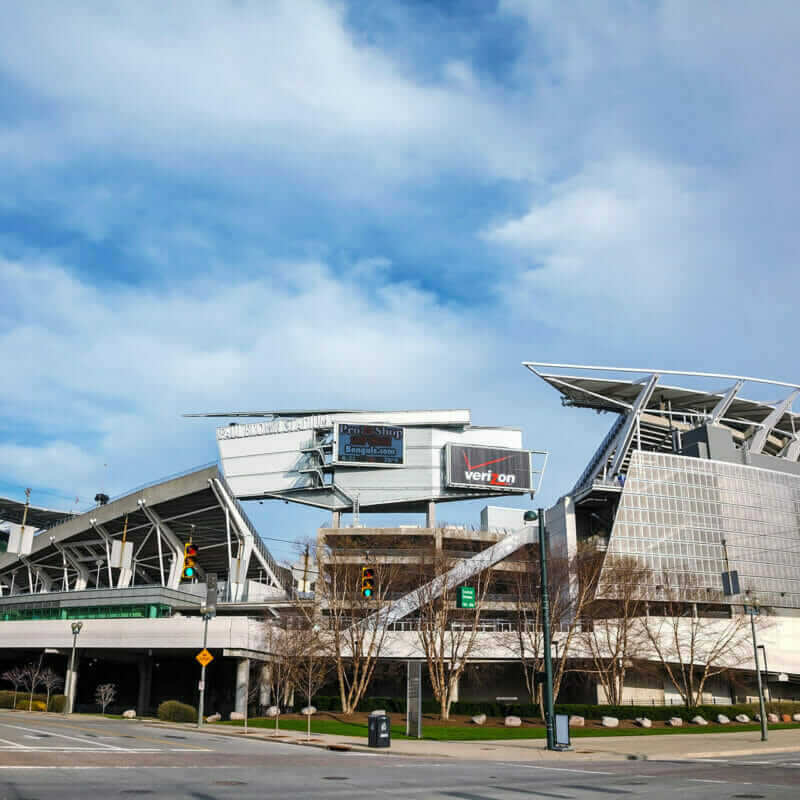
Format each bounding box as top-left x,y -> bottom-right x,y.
446,444 -> 533,492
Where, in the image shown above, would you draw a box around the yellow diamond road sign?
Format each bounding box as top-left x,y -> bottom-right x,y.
196,648 -> 213,667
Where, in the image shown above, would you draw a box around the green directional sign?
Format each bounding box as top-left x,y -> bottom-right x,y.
457,586 -> 476,609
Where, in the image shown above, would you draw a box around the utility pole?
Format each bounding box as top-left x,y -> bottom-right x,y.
747,600 -> 767,741
526,508 -> 555,750
197,574 -> 218,727
64,620 -> 83,715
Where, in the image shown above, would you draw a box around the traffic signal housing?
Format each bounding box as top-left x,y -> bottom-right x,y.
361,565 -> 375,598
182,542 -> 198,579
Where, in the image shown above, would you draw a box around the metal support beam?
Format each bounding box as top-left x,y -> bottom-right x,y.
608,373 -> 660,478
709,380 -> 744,425
749,389 -> 799,455
52,542 -> 89,591
137,500 -> 186,590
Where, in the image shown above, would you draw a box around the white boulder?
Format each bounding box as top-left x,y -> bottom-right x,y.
767,713 -> 780,723
504,716 -> 522,728
122,709 -> 136,719
471,714 -> 487,726
716,714 -> 730,724
569,715 -> 585,727
793,713 -> 800,722
369,709 -> 387,716
601,716 -> 619,728
667,717 -> 683,727
691,716 -> 708,726
634,717 -> 652,728
265,706 -> 280,718
206,713 -> 221,723
301,706 -> 317,716
229,711 -> 245,721
735,714 -> 750,723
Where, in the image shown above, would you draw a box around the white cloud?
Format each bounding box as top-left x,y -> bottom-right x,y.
0,253 -> 502,502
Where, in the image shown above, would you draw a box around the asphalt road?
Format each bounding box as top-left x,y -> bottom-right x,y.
0,711 -> 798,799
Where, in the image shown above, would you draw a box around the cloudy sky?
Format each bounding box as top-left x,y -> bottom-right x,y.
2,1 -> 798,562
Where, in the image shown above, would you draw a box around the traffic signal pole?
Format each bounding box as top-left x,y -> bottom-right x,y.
197,612 -> 210,727
538,508 -> 556,751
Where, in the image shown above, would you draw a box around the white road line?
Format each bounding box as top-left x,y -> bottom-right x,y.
502,764 -> 614,775
169,748 -> 212,752
0,737 -> 23,748
689,779 -> 729,784
0,722 -> 125,751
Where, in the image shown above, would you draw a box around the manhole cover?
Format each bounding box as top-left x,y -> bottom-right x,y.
164,735 -> 186,740
214,781 -> 246,787
732,795 -> 765,799
323,777 -> 349,781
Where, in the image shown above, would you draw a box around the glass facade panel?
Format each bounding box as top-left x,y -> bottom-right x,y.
604,450 -> 800,608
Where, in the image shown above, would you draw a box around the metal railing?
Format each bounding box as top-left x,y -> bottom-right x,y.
572,414 -> 625,493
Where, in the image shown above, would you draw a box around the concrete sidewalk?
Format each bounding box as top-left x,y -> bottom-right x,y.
139,717 -> 800,763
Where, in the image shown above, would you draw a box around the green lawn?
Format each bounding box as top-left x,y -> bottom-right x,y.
220,717 -> 800,741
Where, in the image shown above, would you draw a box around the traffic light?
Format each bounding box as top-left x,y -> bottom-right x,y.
361,565 -> 375,598
182,542 -> 198,579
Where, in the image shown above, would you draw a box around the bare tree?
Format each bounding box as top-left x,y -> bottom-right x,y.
262,622 -> 296,735
287,618 -> 332,740
640,572 -> 755,707
2,666 -> 25,706
579,555 -> 652,705
505,544 -> 603,716
315,540 -> 400,715
39,668 -> 63,711
20,656 -> 45,711
94,683 -> 117,715
415,544 -> 492,721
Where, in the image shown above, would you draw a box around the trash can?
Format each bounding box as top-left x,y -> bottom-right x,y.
368,713 -> 391,748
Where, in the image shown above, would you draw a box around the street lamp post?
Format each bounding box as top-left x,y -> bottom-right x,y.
65,621 -> 83,715
747,600 -> 767,742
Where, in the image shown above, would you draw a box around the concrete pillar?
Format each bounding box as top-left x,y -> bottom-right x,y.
65,652 -> 81,714
450,672 -> 459,703
331,511 -> 341,528
137,655 -> 154,717
426,501 -> 436,528
235,658 -> 250,714
259,663 -> 271,708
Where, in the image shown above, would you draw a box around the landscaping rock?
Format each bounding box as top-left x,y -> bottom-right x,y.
229,711 -> 245,721
471,714 -> 487,726
667,717 -> 683,727
369,709 -> 387,716
781,713 -> 792,723
265,706 -> 280,718
793,713 -> 800,722
206,713 -> 221,723
768,713 -> 780,723
716,714 -> 730,724
634,717 -> 652,728
504,716 -> 522,728
601,716 -> 619,728
569,715 -> 585,728
301,706 -> 316,716
735,714 -> 750,723
691,716 -> 707,726
122,709 -> 136,719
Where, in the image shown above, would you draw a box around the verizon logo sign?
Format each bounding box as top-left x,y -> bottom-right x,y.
447,444 -> 532,492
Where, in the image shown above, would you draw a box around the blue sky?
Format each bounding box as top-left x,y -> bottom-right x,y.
2,1 -> 799,563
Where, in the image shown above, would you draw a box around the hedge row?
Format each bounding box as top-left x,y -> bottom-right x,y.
304,696 -> 800,721
0,691 -> 66,712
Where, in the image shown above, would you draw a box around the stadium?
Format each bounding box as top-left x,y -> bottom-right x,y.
1,366 -> 798,719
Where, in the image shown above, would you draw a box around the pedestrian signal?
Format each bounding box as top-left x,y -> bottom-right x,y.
361,566 -> 375,598
182,542 -> 198,579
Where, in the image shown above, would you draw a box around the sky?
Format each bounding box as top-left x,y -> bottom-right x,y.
1,1 -> 799,563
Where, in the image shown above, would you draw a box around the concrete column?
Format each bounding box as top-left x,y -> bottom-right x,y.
259,663 -> 271,707
235,658 -> 250,714
331,511 -> 341,528
65,652 -> 81,714
137,655 -> 154,717
450,672 -> 459,703
426,501 -> 436,528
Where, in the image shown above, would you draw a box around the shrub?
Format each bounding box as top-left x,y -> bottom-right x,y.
157,700 -> 197,723
0,691 -> 16,709
16,699 -> 47,712
48,694 -> 67,713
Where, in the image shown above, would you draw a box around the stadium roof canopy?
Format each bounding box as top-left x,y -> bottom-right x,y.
0,497 -> 74,529
0,465 -> 291,603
